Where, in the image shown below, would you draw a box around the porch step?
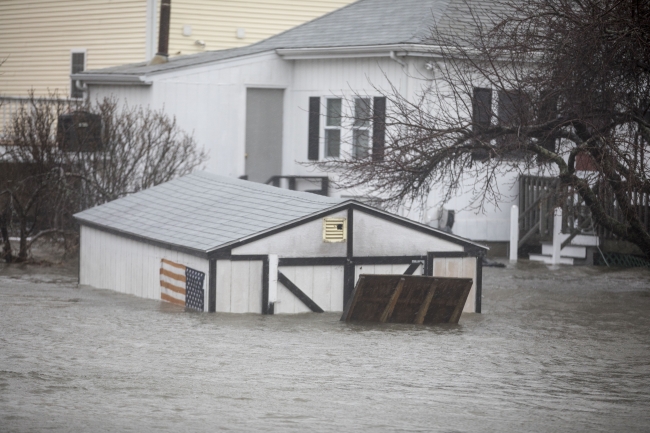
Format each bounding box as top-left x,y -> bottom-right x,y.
559,233 -> 599,246
529,254 -> 575,265
541,243 -> 586,259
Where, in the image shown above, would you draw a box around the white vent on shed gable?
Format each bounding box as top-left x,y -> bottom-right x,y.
322,217 -> 347,243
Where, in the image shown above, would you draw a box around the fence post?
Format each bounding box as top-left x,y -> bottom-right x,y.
509,205 -> 519,262
551,207 -> 563,265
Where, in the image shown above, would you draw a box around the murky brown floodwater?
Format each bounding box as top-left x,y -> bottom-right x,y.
1,260 -> 649,432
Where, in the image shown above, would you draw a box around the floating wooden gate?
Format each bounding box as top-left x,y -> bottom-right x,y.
341,274 -> 473,324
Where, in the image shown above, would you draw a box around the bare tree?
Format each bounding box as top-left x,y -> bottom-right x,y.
322,0 -> 650,258
0,94 -> 207,262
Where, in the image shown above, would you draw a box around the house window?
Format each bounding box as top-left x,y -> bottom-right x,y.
325,98 -> 342,158
70,51 -> 86,98
353,98 -> 371,158
306,96 -> 386,161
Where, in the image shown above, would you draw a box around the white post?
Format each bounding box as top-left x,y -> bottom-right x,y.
509,205 -> 519,262
551,207 -> 563,265
268,254 -> 278,304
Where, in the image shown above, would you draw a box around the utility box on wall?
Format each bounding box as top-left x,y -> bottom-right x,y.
57,111 -> 102,152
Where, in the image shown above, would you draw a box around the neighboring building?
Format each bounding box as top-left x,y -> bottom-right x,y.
74,172 -> 487,314
0,0 -> 353,98
74,0 -> 520,249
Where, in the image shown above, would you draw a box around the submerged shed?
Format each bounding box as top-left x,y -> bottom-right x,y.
74,172 -> 488,314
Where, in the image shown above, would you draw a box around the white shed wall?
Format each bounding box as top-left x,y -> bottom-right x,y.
353,210 -> 464,256
215,259 -> 264,313
79,225 -> 210,309
231,209 -> 348,256
276,265 -> 344,314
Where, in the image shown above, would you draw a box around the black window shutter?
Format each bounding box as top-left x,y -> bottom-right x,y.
308,97 -> 320,160
472,88 -> 492,130
472,88 -> 492,160
372,97 -> 386,162
537,90 -> 558,154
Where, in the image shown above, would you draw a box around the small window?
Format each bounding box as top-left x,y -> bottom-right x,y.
353,98 -> 371,158
70,51 -> 86,98
322,217 -> 347,242
325,98 -> 342,157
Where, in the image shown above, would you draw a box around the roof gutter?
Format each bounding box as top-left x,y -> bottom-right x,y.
71,73 -> 152,86
275,44 -> 441,60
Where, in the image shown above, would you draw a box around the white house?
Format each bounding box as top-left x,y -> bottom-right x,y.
74,172 -> 488,314
73,0 -> 518,253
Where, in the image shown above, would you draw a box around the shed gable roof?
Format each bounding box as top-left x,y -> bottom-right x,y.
74,172 -> 343,253
75,0 -> 504,78
74,171 -> 487,256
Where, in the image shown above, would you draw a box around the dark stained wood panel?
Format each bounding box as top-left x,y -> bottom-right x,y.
341,275 -> 472,324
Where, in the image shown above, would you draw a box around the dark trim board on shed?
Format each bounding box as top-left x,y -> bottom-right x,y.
209,259 -> 216,312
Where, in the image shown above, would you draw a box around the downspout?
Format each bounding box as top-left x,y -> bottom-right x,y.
389,50 -> 406,67
148,0 -> 171,65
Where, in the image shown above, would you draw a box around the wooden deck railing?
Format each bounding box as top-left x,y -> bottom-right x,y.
518,175 -> 650,248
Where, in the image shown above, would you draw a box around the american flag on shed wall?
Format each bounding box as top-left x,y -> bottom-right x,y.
159,259 -> 205,311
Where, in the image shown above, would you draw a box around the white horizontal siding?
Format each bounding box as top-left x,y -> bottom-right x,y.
79,225 -> 209,310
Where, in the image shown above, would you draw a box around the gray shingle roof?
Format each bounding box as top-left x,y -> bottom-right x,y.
74,172 -> 344,253
76,0 -> 502,77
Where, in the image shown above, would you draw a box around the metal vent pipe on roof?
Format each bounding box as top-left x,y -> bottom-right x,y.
149,0 -> 171,65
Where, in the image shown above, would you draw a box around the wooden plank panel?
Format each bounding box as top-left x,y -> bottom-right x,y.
216,260 -> 232,313
379,278 -> 405,323
330,265 -> 345,312
445,258 -> 462,278
230,261 -> 249,313
274,282 -> 293,314
248,261 -> 263,314
460,257 -> 477,313
342,275 -> 472,324
373,264 -> 394,274
432,258 -> 446,276
312,266 -> 332,311
277,266 -> 297,313
393,264 -> 412,274
278,272 -> 324,313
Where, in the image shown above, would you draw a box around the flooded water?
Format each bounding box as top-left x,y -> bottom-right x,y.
1,261 -> 649,432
